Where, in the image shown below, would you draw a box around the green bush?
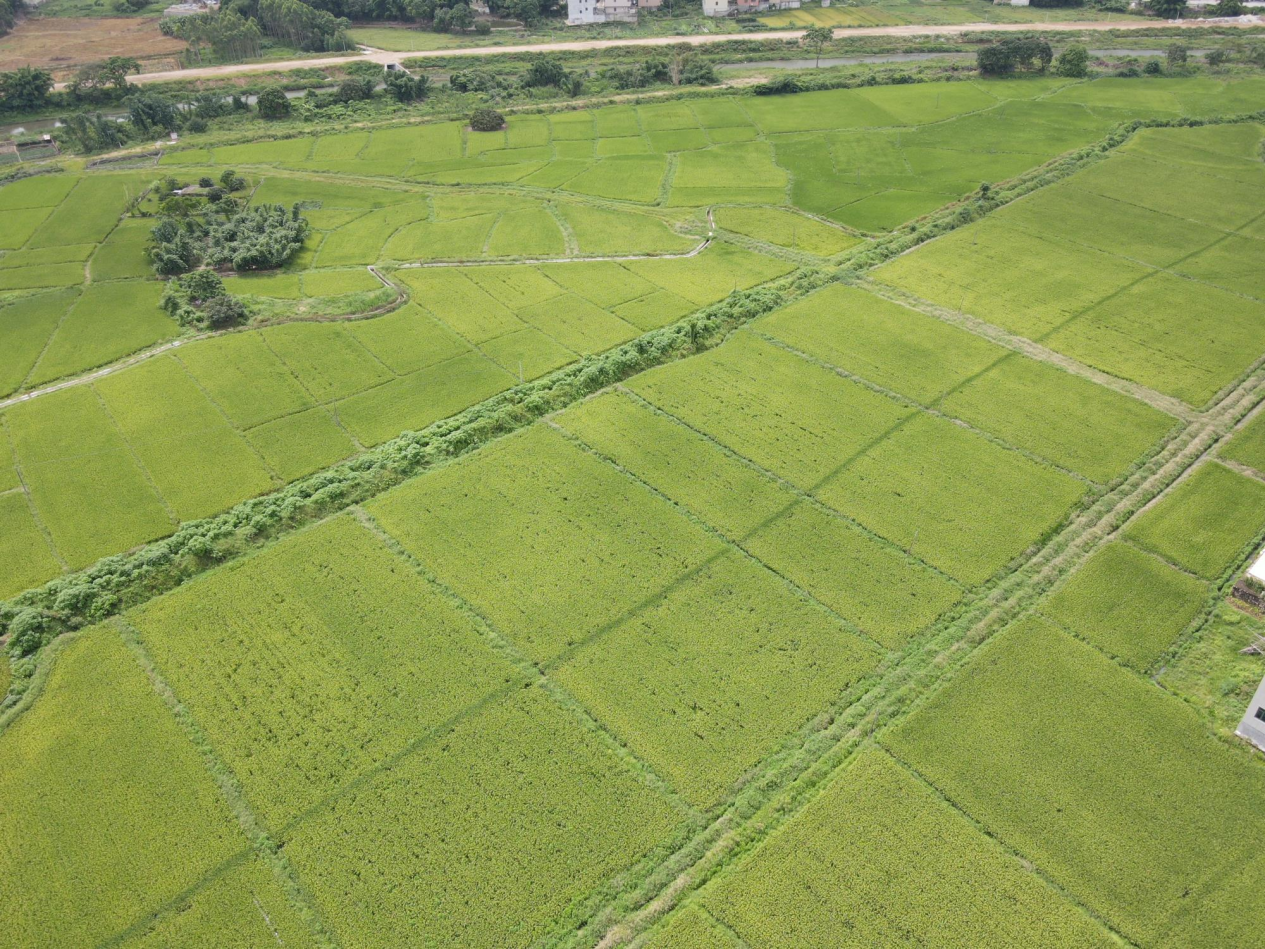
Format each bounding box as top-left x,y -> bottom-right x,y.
470,107 -> 505,131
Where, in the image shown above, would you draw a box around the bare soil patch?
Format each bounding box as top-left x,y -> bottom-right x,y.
0,17 -> 185,75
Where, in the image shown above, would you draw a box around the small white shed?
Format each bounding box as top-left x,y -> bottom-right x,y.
1236,674 -> 1265,752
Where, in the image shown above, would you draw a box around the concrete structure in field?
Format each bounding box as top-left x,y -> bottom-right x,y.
567,0 -> 639,24
1237,673 -> 1265,752
702,0 -> 799,14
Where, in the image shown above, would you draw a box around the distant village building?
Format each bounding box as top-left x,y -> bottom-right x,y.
701,0 -> 799,14
566,0 -> 638,23
164,0 -> 219,15
1237,674 -> 1265,752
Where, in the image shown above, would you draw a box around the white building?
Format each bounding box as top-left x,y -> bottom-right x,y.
701,0 -> 799,16
567,0 -> 638,23
1237,673 -> 1265,752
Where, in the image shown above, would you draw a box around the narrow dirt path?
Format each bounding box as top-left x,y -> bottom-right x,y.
60,18 -> 1260,90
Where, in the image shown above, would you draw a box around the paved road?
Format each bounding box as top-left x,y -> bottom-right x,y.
74,17 -> 1257,89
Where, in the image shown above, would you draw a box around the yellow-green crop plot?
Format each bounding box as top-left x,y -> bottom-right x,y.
885,618 -> 1265,948
694,748 -> 1115,948
0,629 -> 260,949
1124,462 -> 1265,580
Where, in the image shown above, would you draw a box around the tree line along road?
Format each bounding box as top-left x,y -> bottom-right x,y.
69,18 -> 1258,90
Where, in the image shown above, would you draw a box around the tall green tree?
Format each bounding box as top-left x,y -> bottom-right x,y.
802,25 -> 833,68
0,67 -> 54,113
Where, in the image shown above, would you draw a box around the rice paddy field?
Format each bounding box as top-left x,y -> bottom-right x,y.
3,73 -> 1265,949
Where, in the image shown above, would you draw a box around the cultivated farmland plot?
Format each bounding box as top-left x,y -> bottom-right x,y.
3,77 -> 1265,949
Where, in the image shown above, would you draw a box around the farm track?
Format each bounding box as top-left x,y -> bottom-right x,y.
56,18 -> 1262,90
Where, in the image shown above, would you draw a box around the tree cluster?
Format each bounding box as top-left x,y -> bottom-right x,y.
160,270 -> 249,329
976,37 -> 1054,76
159,11 -> 264,64
601,50 -> 716,90
470,107 -> 505,131
153,199 -> 309,275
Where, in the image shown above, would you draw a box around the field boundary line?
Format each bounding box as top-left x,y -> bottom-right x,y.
546,416 -> 892,653
879,747 -> 1142,948
859,278 -> 1195,420
89,386 -> 181,527
352,506 -> 705,824
111,617 -> 343,949
614,384 -> 964,587
752,329 -> 1100,487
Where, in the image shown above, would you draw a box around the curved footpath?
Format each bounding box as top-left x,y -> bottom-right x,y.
56,17 -> 1261,89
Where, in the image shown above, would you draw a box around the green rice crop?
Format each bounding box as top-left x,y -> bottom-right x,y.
261,321 -> 392,402
0,491 -> 63,598
562,155 -> 667,204
1221,408 -> 1265,473
595,136 -> 651,157
0,172 -> 77,209
700,747 -> 1115,949
251,177 -> 409,209
1045,272 -> 1265,408
556,392 -> 961,648
213,137 -> 313,165
0,261 -> 85,291
506,114 -> 551,148
556,204 -> 695,256
884,617 -> 1265,947
819,412 -> 1086,586
517,292 -> 637,353
555,549 -> 879,808
384,213 -> 498,261
593,105 -> 640,137
177,332 -> 314,428
318,201 -> 431,265
464,265 -> 561,308
369,425 -> 722,662
940,353 -> 1175,484
397,268 -> 523,343
614,289 -> 696,331
479,327 -> 574,380
221,272 -> 303,298
0,288 -> 78,397
90,234 -> 152,281
484,207 -> 567,257
300,268 -> 381,297
5,386 -> 173,568
637,102 -> 700,131
130,515 -> 514,828
537,260 -> 658,308
554,139 -> 595,160
1124,461 -> 1265,580
119,853 -> 317,949
644,905 -> 739,948
1174,235 -> 1265,301
1041,541 -> 1207,670
309,130 -> 369,161
284,684 -> 681,948
628,332 -> 912,492
549,110 -> 596,140
645,129 -> 710,153
26,280 -> 174,388
26,175 -> 140,248
345,303 -> 470,374
755,284 -> 999,404
0,206 -> 53,249
95,356 -> 275,520
0,628 -> 248,949
244,406 -> 354,481
689,98 -> 751,129
715,207 -> 861,257
874,217 -> 1150,339
335,350 -> 513,446
624,244 -> 793,306
0,243 -> 94,269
